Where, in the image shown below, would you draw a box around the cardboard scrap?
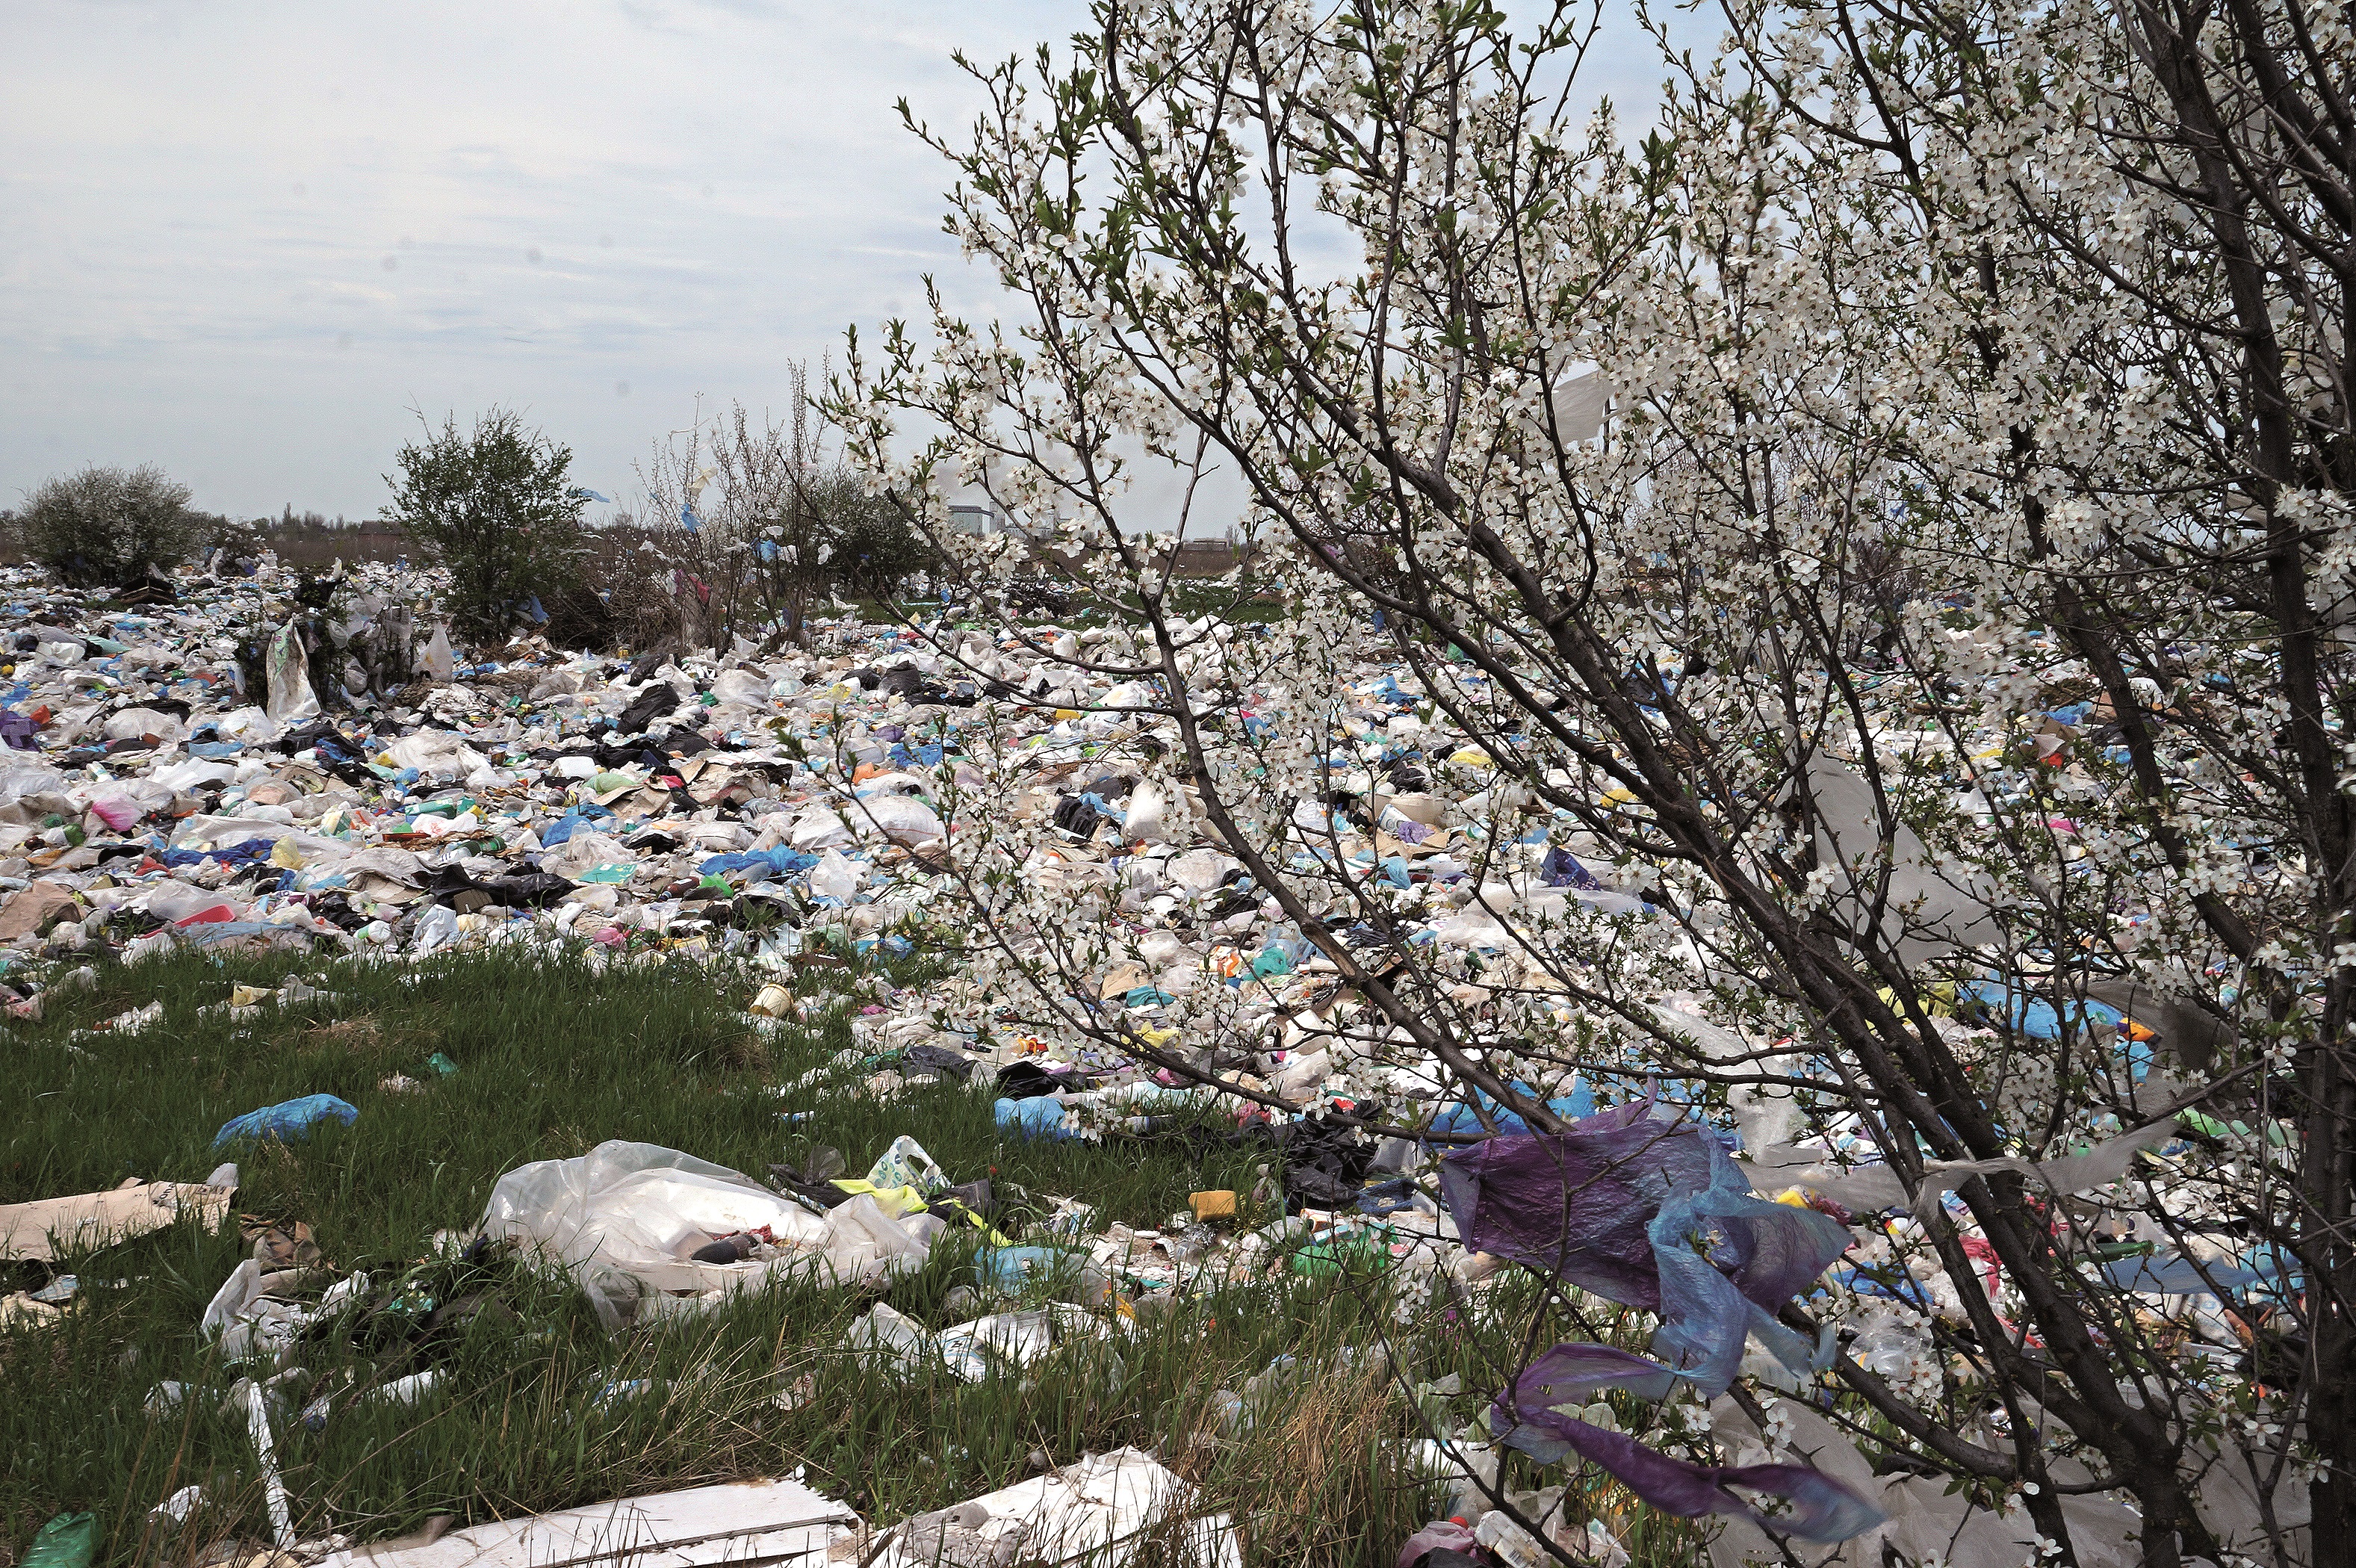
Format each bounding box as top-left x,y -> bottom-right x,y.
0,1178 -> 235,1262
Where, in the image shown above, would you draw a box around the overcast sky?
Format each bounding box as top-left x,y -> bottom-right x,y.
1,1 -> 1674,530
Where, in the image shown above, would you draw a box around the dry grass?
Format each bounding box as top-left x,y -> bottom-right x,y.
300,1017 -> 399,1061
713,1029 -> 770,1073
1162,1351 -> 1426,1567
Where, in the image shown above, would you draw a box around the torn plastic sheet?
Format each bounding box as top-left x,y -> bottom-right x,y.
1439,1104 -> 1850,1395
1752,1117 -> 2181,1224
2102,1240 -> 2294,1298
1702,1395 -> 2148,1568
1796,752 -> 2001,967
475,1141 -> 931,1324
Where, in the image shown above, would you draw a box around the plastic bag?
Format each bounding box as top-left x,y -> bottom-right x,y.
264,619 -> 320,727
867,1135 -> 948,1194
421,622 -> 454,680
808,849 -> 863,902
211,1094 -> 359,1150
84,794 -> 144,832
855,793 -> 944,844
379,731 -> 492,780
23,1514 -> 95,1568
476,1141 -> 927,1313
409,905 -> 461,955
790,807 -> 855,852
1123,781 -> 1168,842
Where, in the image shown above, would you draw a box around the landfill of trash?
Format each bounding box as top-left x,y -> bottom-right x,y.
0,553 -> 1569,1568
0,548 -> 2305,1568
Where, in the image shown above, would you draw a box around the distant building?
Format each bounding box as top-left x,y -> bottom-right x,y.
948,503 -> 1259,574
1153,536 -> 1265,577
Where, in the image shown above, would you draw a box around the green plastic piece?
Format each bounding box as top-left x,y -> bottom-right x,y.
25,1513 -> 96,1568
1288,1229 -> 1393,1279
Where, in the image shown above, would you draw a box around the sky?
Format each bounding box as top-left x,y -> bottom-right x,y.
1,1 -> 1677,531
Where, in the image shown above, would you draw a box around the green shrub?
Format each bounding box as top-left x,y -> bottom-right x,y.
382,409 -> 588,643
815,467 -> 941,595
15,465 -> 205,588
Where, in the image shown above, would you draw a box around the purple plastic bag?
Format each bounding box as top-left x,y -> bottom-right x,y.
1490,1389 -> 1886,1543
1439,1105 -> 1852,1393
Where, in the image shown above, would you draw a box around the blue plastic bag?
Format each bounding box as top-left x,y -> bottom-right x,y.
211,1094 -> 359,1150
995,1097 -> 1074,1141
979,1245 -> 1079,1289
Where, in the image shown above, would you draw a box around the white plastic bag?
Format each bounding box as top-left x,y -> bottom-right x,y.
409,905 -> 461,955
790,807 -> 855,852
1123,781 -> 1168,842
475,1141 -> 928,1320
866,1134 -> 948,1194
421,622 -> 454,680
855,793 -> 945,845
808,849 -> 863,902
264,619 -> 320,727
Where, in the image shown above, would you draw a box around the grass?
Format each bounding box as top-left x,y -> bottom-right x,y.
1,943 -> 1696,1568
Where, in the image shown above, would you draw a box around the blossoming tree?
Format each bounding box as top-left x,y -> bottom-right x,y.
829,0 -> 2352,1561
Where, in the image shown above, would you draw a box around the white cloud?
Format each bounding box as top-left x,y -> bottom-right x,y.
0,0 -> 1673,530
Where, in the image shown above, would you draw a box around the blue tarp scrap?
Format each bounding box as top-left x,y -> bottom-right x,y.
996,1097 -> 1075,1140
698,846 -> 822,880
1956,979 -> 2154,1078
157,838 -> 277,870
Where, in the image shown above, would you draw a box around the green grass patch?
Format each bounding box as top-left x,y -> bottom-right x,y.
1,945 -> 1692,1568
